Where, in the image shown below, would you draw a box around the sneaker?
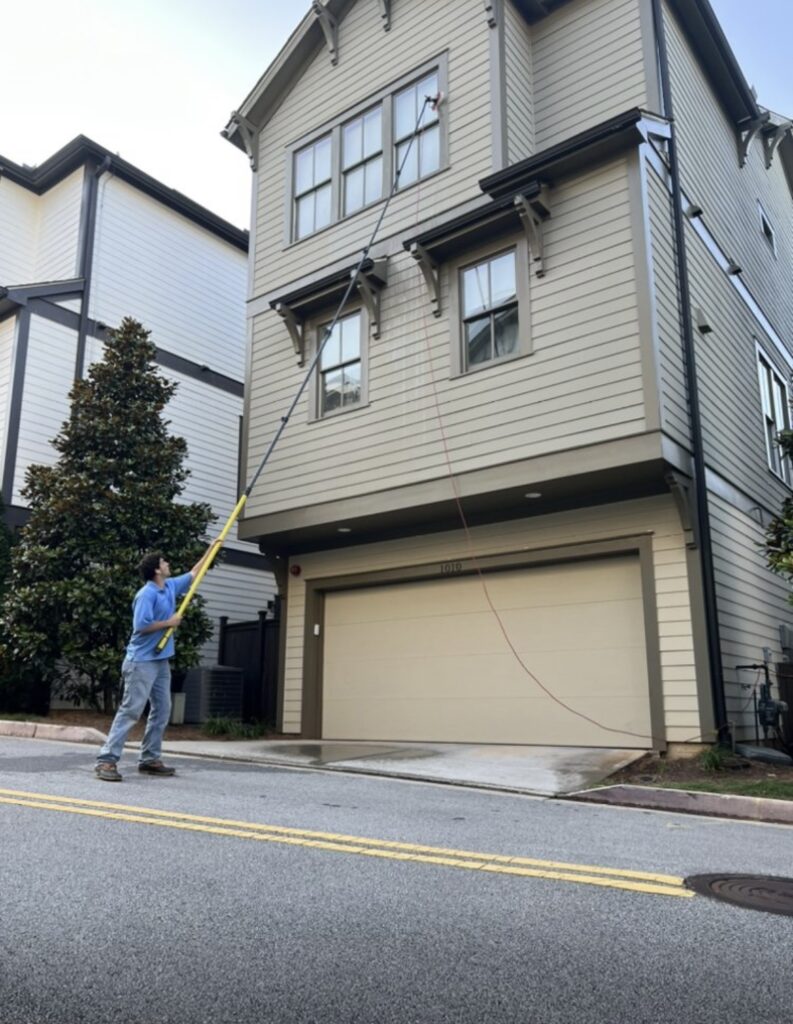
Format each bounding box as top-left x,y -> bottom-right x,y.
95,762 -> 122,782
138,760 -> 176,776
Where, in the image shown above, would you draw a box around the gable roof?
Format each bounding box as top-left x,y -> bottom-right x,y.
222,0 -> 763,154
0,136 -> 248,252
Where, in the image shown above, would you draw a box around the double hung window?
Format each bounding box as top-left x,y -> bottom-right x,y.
758,351 -> 791,484
319,312 -> 362,416
294,136 -> 332,240
343,107 -> 383,215
393,71 -> 440,188
461,250 -> 519,369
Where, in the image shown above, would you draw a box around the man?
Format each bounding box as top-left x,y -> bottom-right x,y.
94,544 -> 218,782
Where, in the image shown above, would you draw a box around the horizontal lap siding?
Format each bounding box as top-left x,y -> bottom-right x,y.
664,4 -> 793,346
0,317 -> 17,472
253,0 -> 492,298
90,177 -> 247,378
708,493 -> 791,739
532,0 -> 648,151
0,180 -> 38,284
504,1 -> 534,163
281,495 -> 698,740
247,158 -> 644,517
647,161 -> 689,448
34,170 -> 83,282
13,316 -> 77,502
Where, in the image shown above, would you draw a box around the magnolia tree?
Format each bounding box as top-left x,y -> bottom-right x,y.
1,318 -> 215,713
765,428 -> 793,587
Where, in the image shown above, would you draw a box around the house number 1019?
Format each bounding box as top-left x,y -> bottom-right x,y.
440,561 -> 463,576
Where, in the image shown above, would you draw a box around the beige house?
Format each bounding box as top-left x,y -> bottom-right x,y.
224,0 -> 793,750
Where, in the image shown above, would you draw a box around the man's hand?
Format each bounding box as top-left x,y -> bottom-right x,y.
165,614 -> 183,629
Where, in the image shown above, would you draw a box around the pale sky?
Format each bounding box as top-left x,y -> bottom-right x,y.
2,1 -> 790,230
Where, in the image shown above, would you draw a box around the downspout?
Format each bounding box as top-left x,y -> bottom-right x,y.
650,0 -> 729,742
75,154 -> 112,379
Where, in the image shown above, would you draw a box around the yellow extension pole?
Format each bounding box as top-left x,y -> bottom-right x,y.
155,493 -> 248,653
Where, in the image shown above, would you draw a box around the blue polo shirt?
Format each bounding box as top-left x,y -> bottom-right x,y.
125,573 -> 193,662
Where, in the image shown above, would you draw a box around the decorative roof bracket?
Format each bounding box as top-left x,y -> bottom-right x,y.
666,472 -> 696,549
275,302 -> 305,366
514,186 -> 551,278
737,113 -> 769,167
761,120 -> 792,169
379,0 -> 391,31
409,242 -> 441,317
354,259 -> 388,338
483,0 -> 502,27
227,112 -> 259,171
312,2 -> 339,65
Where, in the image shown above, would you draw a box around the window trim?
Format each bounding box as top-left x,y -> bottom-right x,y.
757,200 -> 777,258
284,52 -> 449,246
448,233 -> 532,378
756,345 -> 791,486
307,304 -> 370,422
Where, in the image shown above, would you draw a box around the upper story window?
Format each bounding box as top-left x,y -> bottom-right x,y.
394,71 -> 440,188
757,351 -> 791,484
294,135 -> 332,240
758,202 -> 777,257
343,106 -> 383,216
319,311 -> 362,416
288,55 -> 448,242
461,249 -> 519,369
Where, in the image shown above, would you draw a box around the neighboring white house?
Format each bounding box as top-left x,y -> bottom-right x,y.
0,136 -> 275,664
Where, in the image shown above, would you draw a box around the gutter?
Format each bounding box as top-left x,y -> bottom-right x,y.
75,155 -> 112,379
651,0 -> 729,743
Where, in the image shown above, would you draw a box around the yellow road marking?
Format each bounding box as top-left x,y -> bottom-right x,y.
0,786 -> 686,887
0,789 -> 693,899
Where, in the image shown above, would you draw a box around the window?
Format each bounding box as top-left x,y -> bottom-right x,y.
318,312 -> 362,416
294,135 -> 332,240
288,56 -> 447,241
460,249 -> 519,369
394,71 -> 440,188
758,202 -> 777,257
343,106 -> 383,215
758,352 -> 791,483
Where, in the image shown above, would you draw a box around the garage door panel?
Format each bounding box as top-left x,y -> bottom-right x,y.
322,555 -> 653,747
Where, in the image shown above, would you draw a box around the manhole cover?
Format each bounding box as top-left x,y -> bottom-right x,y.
685,874 -> 793,917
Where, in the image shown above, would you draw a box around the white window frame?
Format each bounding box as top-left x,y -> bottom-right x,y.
757,348 -> 791,485
758,201 -> 777,258
285,53 -> 448,244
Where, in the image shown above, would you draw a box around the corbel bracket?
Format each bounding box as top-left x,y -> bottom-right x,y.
312,2 -> 339,65
737,112 -> 769,167
354,258 -> 388,338
514,185 -> 551,278
483,0 -> 502,27
275,302 -> 305,366
760,120 -> 792,169
409,242 -> 441,317
227,111 -> 259,171
379,0 -> 391,30
666,472 -> 696,549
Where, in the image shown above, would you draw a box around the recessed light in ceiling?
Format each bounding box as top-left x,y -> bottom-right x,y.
524,492 -> 542,499
338,527 -> 352,533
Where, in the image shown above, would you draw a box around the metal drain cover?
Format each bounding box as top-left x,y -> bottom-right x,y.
685,874 -> 793,917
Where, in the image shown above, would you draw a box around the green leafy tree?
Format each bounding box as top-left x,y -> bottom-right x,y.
1,318 -> 216,712
765,428 -> 793,584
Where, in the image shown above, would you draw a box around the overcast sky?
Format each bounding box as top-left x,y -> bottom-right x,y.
2,1 -> 790,229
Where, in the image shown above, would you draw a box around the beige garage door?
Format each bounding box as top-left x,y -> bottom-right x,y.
322,555 -> 652,747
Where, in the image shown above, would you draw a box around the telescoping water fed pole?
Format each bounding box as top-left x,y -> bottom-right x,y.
155,91 -> 444,653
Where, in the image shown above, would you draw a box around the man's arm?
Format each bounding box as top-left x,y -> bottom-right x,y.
132,589 -> 182,635
189,539 -> 223,580
138,614 -> 182,634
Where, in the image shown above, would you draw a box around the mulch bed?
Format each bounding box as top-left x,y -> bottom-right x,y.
40,709 -> 275,742
611,751 -> 793,788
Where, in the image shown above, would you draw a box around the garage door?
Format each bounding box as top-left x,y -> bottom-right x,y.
322,555 -> 652,747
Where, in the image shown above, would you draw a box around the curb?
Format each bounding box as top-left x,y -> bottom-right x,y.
0,720 -> 106,744
566,784 -> 793,826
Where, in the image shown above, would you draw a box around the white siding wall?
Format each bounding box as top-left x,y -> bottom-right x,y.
504,0 -> 534,163
0,316 -> 18,473
12,316 -> 77,503
34,169 -> 83,282
281,494 -> 700,740
531,0 -> 649,151
247,157 -> 644,518
0,179 -> 38,284
90,175 -> 247,378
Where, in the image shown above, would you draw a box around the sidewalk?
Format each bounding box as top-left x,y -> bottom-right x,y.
2,719 -> 792,825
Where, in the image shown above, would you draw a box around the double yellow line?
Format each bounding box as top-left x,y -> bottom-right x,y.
0,786 -> 692,899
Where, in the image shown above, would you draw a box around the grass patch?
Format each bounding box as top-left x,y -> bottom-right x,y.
656,778 -> 793,801
201,717 -> 269,739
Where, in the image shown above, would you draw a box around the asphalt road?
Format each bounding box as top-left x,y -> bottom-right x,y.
1,737 -> 792,1024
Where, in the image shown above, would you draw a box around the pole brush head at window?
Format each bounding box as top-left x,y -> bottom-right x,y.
428,91 -> 445,112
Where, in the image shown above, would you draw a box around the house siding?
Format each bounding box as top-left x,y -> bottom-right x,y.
0,316 -> 17,475
90,175 -> 247,378
503,0 -> 534,163
0,179 -> 38,285
281,494 -> 699,741
246,156 -> 645,519
34,169 -> 83,282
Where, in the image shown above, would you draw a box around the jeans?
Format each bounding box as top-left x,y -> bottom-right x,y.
96,659 -> 172,766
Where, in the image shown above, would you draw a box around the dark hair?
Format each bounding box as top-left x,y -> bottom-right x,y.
138,551 -> 165,582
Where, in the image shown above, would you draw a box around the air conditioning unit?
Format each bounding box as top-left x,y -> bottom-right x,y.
183,665 -> 244,723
